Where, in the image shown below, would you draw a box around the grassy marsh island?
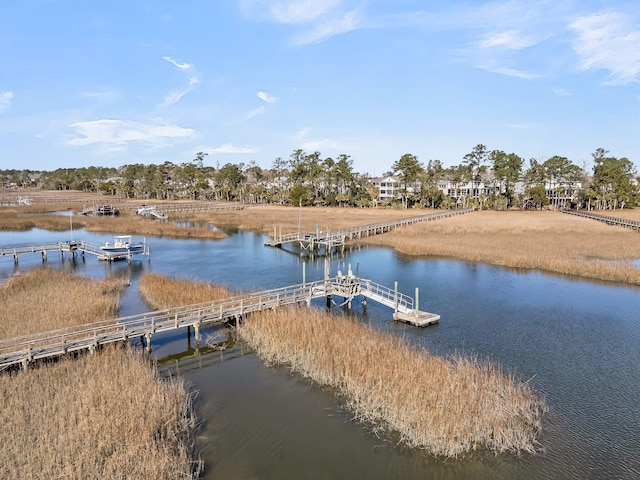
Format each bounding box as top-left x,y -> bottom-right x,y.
358,210 -> 640,285
0,206 -> 227,239
0,269 -> 202,479
204,206 -> 640,286
139,273 -> 548,458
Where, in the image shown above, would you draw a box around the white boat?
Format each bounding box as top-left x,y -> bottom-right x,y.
101,235 -> 145,255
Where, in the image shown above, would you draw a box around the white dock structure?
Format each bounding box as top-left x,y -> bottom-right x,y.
265,208 -> 475,253
0,271 -> 439,371
0,239 -> 149,264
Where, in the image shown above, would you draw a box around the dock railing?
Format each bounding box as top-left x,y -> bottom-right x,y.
0,275 -> 438,370
562,209 -> 640,231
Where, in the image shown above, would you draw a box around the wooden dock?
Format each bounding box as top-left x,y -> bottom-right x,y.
265,208 -> 475,253
0,239 -> 149,264
0,273 -> 439,370
562,209 -> 640,231
135,202 -> 244,220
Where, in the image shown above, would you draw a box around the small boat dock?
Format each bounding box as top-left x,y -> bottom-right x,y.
265,208 -> 475,254
0,237 -> 150,264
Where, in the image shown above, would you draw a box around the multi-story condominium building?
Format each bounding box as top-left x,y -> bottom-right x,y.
370,174 -> 581,207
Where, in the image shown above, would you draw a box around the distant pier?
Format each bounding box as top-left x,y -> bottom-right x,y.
265,208 -> 475,254
0,239 -> 149,264
562,209 -> 640,231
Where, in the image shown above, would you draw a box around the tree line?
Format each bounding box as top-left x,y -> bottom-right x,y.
1,146 -> 638,209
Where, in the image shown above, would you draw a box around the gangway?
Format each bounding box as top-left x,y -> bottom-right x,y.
0,269 -> 438,370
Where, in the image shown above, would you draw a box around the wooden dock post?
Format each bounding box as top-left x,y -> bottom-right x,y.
394,281 -> 398,316
145,332 -> 152,352
302,261 -> 306,287
415,287 -> 419,312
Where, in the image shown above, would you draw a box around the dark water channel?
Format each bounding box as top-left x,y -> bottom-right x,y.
1,228 -> 639,479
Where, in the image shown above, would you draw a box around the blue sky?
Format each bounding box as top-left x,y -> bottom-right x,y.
1,1 -> 639,175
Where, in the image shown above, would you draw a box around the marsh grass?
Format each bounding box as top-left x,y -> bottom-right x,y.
239,307 -> 547,458
361,210 -> 640,285
0,268 -> 125,339
198,204 -> 432,234
139,273 -> 231,310
0,209 -> 226,239
0,345 -> 201,479
139,273 -> 546,458
0,269 -> 202,478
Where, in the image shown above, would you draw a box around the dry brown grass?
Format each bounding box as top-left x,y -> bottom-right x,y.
0,345 -> 201,479
139,273 -> 546,458
199,204 -> 432,234
360,210 -> 640,285
0,268 -> 125,339
0,208 -> 226,239
139,273 -> 231,310
0,269 -> 202,478
239,307 -> 547,458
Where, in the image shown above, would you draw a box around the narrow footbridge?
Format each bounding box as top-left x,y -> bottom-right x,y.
0,239 -> 149,263
562,209 -> 640,231
135,202 -> 244,220
265,208 -> 475,253
0,274 -> 438,370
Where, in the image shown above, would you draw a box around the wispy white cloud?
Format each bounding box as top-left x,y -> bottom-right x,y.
68,119 -> 194,148
570,11 -> 640,85
245,105 -> 266,119
291,10 -> 357,46
160,56 -> 200,106
257,91 -> 277,103
240,0 -> 358,45
162,56 -> 192,71
245,91 -> 278,119
269,0 -> 342,24
478,30 -> 540,50
209,143 -> 258,154
291,126 -> 337,150
0,91 -> 14,113
480,66 -> 543,79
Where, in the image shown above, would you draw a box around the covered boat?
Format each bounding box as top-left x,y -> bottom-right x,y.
101,235 -> 145,254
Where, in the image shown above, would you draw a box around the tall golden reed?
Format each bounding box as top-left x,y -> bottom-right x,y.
0,345 -> 201,479
0,268 -> 124,339
136,274 -> 547,458
239,307 -> 547,458
139,273 -> 231,310
0,269 -> 202,478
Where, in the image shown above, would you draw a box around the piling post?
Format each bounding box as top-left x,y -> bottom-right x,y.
14,253 -> 18,264
194,323 -> 200,345
394,281 -> 398,315
415,287 -> 419,312
42,250 -> 47,262
302,261 -> 306,287
145,332 -> 152,352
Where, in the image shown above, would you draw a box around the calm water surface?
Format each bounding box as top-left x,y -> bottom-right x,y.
1,227 -> 639,479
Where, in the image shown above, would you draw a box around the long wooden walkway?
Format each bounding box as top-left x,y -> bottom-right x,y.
562,209 -> 640,231
134,202 -> 244,220
265,208 -> 475,253
0,274 -> 438,370
0,239 -> 149,263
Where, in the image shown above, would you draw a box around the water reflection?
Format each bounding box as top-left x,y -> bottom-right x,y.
1,227 -> 640,479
